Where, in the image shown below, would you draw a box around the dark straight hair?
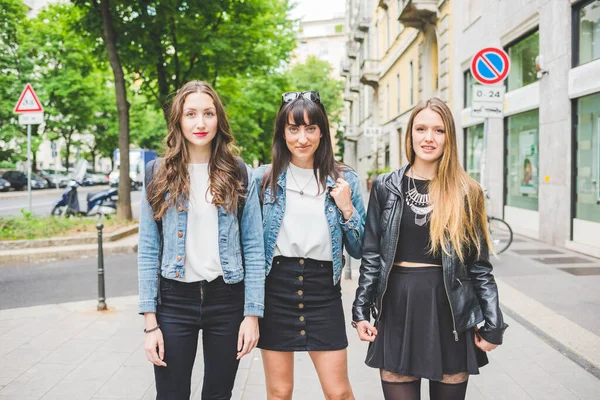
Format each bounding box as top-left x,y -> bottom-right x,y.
263,98 -> 341,199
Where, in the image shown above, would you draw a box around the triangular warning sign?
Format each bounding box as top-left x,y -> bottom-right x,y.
14,83 -> 44,113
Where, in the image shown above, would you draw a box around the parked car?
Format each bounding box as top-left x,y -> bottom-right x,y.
88,173 -> 110,185
38,170 -> 67,188
30,173 -> 48,189
2,171 -> 27,191
0,177 -> 11,192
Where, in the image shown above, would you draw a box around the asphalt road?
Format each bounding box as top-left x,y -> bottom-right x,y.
0,186 -> 142,218
0,253 -> 139,310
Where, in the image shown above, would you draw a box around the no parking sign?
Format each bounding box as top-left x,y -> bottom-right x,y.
470,47 -> 510,85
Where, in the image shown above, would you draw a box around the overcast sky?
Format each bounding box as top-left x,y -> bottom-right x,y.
289,0 -> 346,21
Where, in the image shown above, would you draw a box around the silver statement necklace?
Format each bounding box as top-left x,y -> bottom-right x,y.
288,165 -> 314,196
405,169 -> 433,226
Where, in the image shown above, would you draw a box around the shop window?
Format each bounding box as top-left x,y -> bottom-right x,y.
465,124 -> 484,183
507,30 -> 539,91
506,109 -> 539,211
577,0 -> 600,65
575,92 -> 600,223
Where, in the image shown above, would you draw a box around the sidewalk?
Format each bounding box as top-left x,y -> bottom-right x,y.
0,271 -> 599,399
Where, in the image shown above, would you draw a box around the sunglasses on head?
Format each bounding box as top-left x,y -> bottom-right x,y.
281,91 -> 321,104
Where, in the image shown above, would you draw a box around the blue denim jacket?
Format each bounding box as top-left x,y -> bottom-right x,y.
252,165 -> 366,284
138,164 -> 266,317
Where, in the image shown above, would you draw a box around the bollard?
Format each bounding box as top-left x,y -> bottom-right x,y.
343,249 -> 352,280
97,223 -> 107,311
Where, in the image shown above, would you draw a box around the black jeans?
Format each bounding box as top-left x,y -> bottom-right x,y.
154,276 -> 244,400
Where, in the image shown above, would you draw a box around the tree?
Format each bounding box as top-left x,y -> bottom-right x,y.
77,0 -> 296,123
0,0 -> 34,165
286,56 -> 345,159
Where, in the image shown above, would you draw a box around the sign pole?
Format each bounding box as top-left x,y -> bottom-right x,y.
27,123 -> 32,213
480,117 -> 488,187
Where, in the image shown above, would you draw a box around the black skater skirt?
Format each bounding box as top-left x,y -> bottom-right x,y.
365,266 -> 488,381
258,256 -> 348,352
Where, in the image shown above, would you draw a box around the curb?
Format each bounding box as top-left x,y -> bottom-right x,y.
0,234 -> 139,266
0,224 -> 139,250
496,278 -> 600,378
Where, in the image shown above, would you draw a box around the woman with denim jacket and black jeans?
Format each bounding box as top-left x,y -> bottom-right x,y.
253,91 -> 366,400
138,81 -> 265,400
352,98 -> 508,400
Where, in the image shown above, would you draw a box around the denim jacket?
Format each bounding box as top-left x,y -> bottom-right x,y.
138,164 -> 266,317
252,164 -> 366,284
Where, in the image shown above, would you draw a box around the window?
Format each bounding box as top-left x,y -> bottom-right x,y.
506,109 -> 539,211
386,12 -> 391,50
464,70 -> 475,108
577,0 -> 600,65
385,145 -> 390,168
575,92 -> 600,223
396,73 -> 401,113
386,83 -> 390,120
507,30 -> 539,91
465,124 -> 484,183
409,61 -> 414,105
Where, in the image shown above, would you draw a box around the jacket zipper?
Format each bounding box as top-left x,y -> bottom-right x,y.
442,252 -> 459,341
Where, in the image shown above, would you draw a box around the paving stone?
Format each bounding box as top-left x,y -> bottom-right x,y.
92,366 -> 153,399
0,363 -> 73,397
0,347 -> 52,379
40,379 -> 104,400
41,339 -> 104,365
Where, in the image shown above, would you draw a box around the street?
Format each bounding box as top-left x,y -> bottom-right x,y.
0,187 -> 142,219
0,254 -> 138,310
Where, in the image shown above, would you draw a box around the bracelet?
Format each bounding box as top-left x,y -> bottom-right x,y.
144,324 -> 160,333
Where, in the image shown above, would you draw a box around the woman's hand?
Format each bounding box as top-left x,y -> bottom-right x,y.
474,327 -> 498,352
330,178 -> 354,220
144,329 -> 167,367
355,320 -> 378,342
237,316 -> 259,360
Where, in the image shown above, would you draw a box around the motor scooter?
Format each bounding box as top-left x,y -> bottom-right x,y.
51,180 -> 118,218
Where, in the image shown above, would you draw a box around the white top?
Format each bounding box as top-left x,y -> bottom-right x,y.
274,163 -> 333,261
178,163 -> 222,283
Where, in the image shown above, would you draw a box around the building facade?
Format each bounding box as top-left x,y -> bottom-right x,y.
294,16 -> 347,79
342,0 -> 453,190
454,0 -> 600,257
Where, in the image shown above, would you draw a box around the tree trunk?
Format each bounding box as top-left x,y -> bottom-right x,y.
100,0 -> 132,220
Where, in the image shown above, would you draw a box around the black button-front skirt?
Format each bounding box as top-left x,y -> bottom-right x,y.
258,256 -> 348,352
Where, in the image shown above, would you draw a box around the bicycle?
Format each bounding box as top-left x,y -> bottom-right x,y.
483,189 -> 513,254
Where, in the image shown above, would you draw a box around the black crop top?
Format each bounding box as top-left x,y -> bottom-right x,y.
393,174 -> 442,265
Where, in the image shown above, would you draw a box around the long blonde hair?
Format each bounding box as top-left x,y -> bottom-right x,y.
405,98 -> 492,262
146,81 -> 243,218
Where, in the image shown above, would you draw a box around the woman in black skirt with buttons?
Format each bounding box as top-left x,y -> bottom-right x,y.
253,91 -> 366,399
352,98 -> 508,400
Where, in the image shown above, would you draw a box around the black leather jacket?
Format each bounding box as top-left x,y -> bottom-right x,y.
352,165 -> 508,345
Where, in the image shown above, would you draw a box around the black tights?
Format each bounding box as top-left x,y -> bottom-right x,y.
381,379 -> 468,400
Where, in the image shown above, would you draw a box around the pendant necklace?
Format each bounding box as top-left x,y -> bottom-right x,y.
405,169 -> 432,226
288,165 -> 314,195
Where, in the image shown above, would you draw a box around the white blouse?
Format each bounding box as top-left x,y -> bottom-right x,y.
274,163 -> 333,261
178,163 -> 222,282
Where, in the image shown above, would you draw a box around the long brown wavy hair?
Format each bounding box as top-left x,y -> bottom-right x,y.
263,97 -> 342,199
146,81 -> 243,218
405,97 -> 493,261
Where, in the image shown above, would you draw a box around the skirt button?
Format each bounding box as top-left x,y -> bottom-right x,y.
300,330 -> 306,336
299,259 -> 305,265
298,303 -> 304,309
299,316 -> 305,322
297,290 -> 303,296
298,276 -> 304,281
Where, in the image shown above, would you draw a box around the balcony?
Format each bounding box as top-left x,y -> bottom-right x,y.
347,41 -> 358,59
397,0 -> 438,29
378,0 -> 390,10
343,88 -> 354,103
353,30 -> 365,43
356,16 -> 370,32
349,76 -> 360,93
360,60 -> 380,88
340,61 -> 350,77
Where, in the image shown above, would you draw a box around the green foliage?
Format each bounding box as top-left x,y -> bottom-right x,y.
0,211 -> 133,241
0,0 -> 34,164
129,95 -> 167,153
